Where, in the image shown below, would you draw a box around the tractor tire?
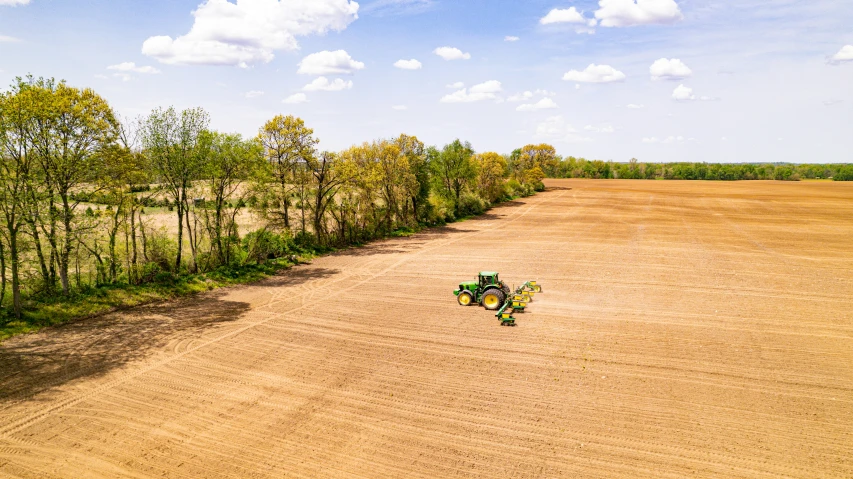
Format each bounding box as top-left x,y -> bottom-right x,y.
481,289 -> 506,311
457,291 -> 474,306
533,285 -> 542,293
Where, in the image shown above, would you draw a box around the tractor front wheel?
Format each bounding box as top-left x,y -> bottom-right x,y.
458,291 -> 474,306
481,289 -> 506,310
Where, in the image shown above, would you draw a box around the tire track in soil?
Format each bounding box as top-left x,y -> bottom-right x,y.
2,181 -> 852,478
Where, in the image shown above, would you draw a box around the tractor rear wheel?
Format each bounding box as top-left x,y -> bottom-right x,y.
457,291 -> 474,306
481,289 -> 506,310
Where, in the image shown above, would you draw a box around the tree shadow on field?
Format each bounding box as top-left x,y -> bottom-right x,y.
256,266 -> 340,289
0,268 -> 339,403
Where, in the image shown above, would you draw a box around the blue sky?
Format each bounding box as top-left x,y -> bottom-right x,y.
0,0 -> 851,163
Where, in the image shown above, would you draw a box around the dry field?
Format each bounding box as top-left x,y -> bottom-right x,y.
1,179 -> 851,478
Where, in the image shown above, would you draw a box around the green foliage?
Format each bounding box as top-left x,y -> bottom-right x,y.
145,229 -> 178,272
834,165 -> 853,181
242,229 -> 295,263
432,139 -> 477,215
457,191 -> 489,217
425,194 -> 455,225
505,179 -> 533,198
552,157 -> 851,181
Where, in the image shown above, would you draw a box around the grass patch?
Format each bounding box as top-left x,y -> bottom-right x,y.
0,257 -> 300,342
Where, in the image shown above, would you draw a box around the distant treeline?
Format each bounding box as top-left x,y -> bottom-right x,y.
538,157 -> 853,181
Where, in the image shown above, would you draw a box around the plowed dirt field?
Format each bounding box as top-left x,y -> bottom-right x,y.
1,179 -> 851,478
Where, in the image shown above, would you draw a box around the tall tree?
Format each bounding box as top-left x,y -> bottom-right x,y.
514,144 -> 556,189
433,139 -> 476,215
113,116 -> 150,283
141,107 -> 211,271
472,152 -> 509,203
27,81 -> 118,294
0,79 -> 36,317
308,151 -> 342,244
203,132 -> 263,267
394,134 -> 428,225
257,115 -> 318,231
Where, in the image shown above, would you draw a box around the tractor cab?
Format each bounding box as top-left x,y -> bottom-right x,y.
478,271 -> 500,289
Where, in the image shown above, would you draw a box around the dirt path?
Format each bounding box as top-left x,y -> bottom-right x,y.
1,180 -> 851,478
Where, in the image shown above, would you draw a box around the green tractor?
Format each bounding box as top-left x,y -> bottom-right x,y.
453,271 -> 512,310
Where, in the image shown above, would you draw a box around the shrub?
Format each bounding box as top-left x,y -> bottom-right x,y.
457,191 -> 488,217
506,179 -> 533,198
145,228 -> 177,271
242,229 -> 294,264
426,195 -> 454,225
139,262 -> 163,283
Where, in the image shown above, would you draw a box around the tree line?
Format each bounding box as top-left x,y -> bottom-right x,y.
539,156 -> 853,181
0,76 -> 548,320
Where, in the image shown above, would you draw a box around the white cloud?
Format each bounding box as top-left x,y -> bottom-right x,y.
585,124 -> 615,133
446,82 -> 464,89
823,99 -> 843,106
508,91 -> 534,102
563,64 -> 626,83
142,0 -> 359,67
504,36 -> 519,42
93,74 -> 109,80
392,105 -> 408,110
0,0 -> 30,5
829,45 -> 853,64
508,90 -> 554,103
627,103 -> 645,109
672,84 -> 695,101
113,73 -> 132,82
535,115 -> 592,143
298,50 -> 365,75
244,90 -> 264,98
595,0 -> 683,27
362,0 -> 433,16
394,59 -> 422,70
283,93 -> 308,104
671,85 -> 717,102
107,62 -> 161,74
650,58 -> 692,80
643,135 -> 685,144
440,80 -> 502,103
434,46 -> 471,61
516,98 -> 559,111
0,35 -> 21,42
302,76 -> 353,91
540,7 -> 587,25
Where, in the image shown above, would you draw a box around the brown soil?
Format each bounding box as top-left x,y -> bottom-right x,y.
1,179 -> 851,478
